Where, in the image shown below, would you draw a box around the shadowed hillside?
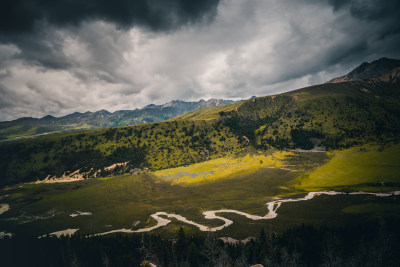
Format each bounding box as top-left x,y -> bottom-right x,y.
328,57 -> 400,83
0,98 -> 236,142
1,59 -> 400,186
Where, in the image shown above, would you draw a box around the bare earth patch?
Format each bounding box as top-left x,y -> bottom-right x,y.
0,204 -> 10,215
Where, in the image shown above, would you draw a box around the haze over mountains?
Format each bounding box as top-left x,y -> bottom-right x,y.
1,57 -> 400,186
1,56 -> 400,267
1,0 -> 400,264
2,57 -> 400,143
0,98 -> 235,142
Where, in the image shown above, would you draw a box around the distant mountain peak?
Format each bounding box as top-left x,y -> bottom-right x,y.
94,109 -> 110,114
328,57 -> 400,83
0,97 -> 237,141
161,98 -> 234,109
142,104 -> 161,109
162,100 -> 185,108
41,115 -> 56,120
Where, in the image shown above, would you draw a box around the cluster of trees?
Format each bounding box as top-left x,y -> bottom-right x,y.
1,219 -> 399,266
219,96 -> 295,146
0,120 -> 242,186
219,91 -> 400,150
2,81 -> 400,186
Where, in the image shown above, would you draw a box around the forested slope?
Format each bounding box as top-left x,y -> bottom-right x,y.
0,99 -> 235,142
1,77 -> 400,186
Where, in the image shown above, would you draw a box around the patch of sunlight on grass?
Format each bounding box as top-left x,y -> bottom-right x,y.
295,143 -> 400,190
154,151 -> 294,184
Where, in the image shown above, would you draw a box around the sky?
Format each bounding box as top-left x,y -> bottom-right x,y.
1,0 -> 400,121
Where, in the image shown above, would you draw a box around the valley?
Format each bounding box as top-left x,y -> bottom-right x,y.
1,57 -> 400,266
0,98 -> 236,143
1,142 -> 400,239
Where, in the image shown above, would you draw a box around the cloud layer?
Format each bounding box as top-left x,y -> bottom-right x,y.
1,0 -> 220,36
1,0 -> 400,121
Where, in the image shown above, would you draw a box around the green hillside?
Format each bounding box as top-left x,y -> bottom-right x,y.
0,120 -> 243,186
0,99 -> 235,142
1,143 -> 399,239
295,143 -> 400,190
1,64 -> 400,240
230,81 -> 400,149
173,101 -> 244,121
1,79 -> 400,187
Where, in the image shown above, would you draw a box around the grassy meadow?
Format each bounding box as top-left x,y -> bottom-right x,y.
1,145 -> 399,238
154,150 -> 293,184
295,143 -> 400,191
1,79 -> 400,238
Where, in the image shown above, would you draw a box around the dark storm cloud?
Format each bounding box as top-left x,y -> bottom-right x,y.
288,0 -> 400,78
327,0 -> 400,49
1,0 -> 400,121
330,0 -> 400,34
330,0 -> 400,65
329,0 -> 400,21
0,0 -> 220,70
10,30 -> 72,69
0,0 -> 220,37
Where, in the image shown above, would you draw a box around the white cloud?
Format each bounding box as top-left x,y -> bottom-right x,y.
0,0 -> 399,121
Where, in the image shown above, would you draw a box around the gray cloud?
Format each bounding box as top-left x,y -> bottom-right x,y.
0,0 -> 400,121
0,0 -> 220,70
0,0 -> 220,36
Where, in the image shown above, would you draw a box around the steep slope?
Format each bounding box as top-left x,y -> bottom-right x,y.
0,120 -> 244,186
1,59 -> 400,186
181,80 -> 400,149
0,98 -> 235,142
173,101 -> 244,121
253,80 -> 400,149
328,57 -> 400,83
1,78 -> 399,186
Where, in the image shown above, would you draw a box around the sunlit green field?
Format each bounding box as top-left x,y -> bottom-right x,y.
0,151 -> 297,236
1,144 -> 400,239
296,143 -> 400,190
154,150 -> 293,184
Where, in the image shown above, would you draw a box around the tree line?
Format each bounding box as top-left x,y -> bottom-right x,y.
1,218 -> 399,266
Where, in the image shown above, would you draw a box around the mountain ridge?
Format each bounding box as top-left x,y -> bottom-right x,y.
7,98 -> 235,122
1,57 -> 400,186
4,57 -> 399,143
0,98 -> 236,142
328,57 -> 400,83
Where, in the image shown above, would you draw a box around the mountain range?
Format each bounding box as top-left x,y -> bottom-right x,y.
1,57 -> 400,264
0,98 -> 235,142
3,57 -> 400,143
1,57 -> 400,186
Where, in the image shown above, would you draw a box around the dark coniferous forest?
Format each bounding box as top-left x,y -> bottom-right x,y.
1,219 -> 399,267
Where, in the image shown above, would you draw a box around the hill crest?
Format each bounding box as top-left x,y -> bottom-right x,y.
328,57 -> 400,83
0,98 -> 236,142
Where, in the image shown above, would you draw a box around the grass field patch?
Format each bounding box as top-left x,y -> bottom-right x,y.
154,151 -> 293,184
296,143 -> 400,190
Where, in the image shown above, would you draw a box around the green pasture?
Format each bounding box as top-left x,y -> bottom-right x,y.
1,144 -> 400,238
0,166 -> 297,237
296,143 -> 400,190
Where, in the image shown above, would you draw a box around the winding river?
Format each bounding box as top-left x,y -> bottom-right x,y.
94,190 -> 400,236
